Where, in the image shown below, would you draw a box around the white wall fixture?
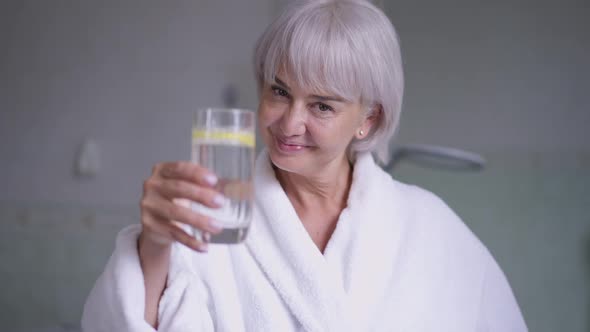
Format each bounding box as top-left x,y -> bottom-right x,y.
385,143 -> 486,172
222,83 -> 239,108
75,139 -> 101,178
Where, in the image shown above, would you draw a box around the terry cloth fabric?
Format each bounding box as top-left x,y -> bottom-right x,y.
82,150 -> 527,332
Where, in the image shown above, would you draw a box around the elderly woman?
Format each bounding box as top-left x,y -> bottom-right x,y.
82,0 -> 527,331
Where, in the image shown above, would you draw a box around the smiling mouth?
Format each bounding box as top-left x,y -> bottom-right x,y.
274,136 -> 310,152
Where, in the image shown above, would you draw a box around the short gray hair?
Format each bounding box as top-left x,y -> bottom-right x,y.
254,0 -> 404,163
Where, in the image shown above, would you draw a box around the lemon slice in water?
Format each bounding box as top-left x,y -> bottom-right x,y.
192,129 -> 255,148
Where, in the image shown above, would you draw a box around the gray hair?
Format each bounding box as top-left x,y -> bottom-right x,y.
254,0 -> 404,164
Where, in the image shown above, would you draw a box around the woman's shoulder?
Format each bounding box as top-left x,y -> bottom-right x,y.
390,179 -> 459,221
387,177 -> 493,264
387,176 -> 466,224
356,156 -> 488,258
358,154 -> 466,221
381,180 -> 525,328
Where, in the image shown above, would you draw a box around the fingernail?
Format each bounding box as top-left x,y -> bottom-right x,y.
202,232 -> 211,243
213,194 -> 226,207
208,220 -> 224,232
197,242 -> 209,252
204,174 -> 218,186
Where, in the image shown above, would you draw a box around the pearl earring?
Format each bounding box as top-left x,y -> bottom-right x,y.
359,130 -> 364,136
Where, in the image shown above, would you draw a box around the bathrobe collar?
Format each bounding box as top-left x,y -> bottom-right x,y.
246,150 -> 408,331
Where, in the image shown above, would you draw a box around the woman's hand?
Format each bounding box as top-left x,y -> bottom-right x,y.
139,161 -> 225,252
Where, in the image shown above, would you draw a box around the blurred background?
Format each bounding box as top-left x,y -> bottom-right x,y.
0,0 -> 588,331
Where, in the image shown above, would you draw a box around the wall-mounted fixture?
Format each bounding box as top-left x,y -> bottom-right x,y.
384,144 -> 486,172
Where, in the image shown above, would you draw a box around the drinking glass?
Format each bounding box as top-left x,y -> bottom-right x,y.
191,108 -> 255,244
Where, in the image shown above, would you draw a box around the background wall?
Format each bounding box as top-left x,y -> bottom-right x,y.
0,0 -> 588,331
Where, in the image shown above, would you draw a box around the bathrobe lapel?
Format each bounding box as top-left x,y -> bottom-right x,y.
322,152 -> 408,331
246,150 -> 407,331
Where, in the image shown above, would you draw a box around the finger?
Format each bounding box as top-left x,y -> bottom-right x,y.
147,177 -> 226,209
140,210 -> 176,245
165,220 -> 209,252
141,192 -> 224,234
158,161 -> 218,187
145,213 -> 209,252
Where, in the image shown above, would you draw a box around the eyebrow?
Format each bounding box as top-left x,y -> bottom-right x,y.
274,76 -> 349,103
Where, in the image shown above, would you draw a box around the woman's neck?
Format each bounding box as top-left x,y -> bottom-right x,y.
274,157 -> 353,211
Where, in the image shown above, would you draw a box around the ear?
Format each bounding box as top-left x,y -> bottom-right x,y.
355,104 -> 382,139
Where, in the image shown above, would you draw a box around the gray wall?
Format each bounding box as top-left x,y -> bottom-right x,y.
0,0 -> 588,331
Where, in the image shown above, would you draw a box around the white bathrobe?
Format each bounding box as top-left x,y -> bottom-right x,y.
82,150 -> 527,332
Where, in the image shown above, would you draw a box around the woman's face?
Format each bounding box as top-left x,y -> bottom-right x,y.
258,72 -> 372,176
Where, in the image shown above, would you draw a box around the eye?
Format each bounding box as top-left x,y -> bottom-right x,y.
314,102 -> 334,113
271,86 -> 289,98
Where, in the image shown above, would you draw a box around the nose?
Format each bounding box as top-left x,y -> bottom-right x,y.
278,102 -> 306,137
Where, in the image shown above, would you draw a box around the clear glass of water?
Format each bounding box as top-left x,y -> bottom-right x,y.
191,108 -> 255,244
